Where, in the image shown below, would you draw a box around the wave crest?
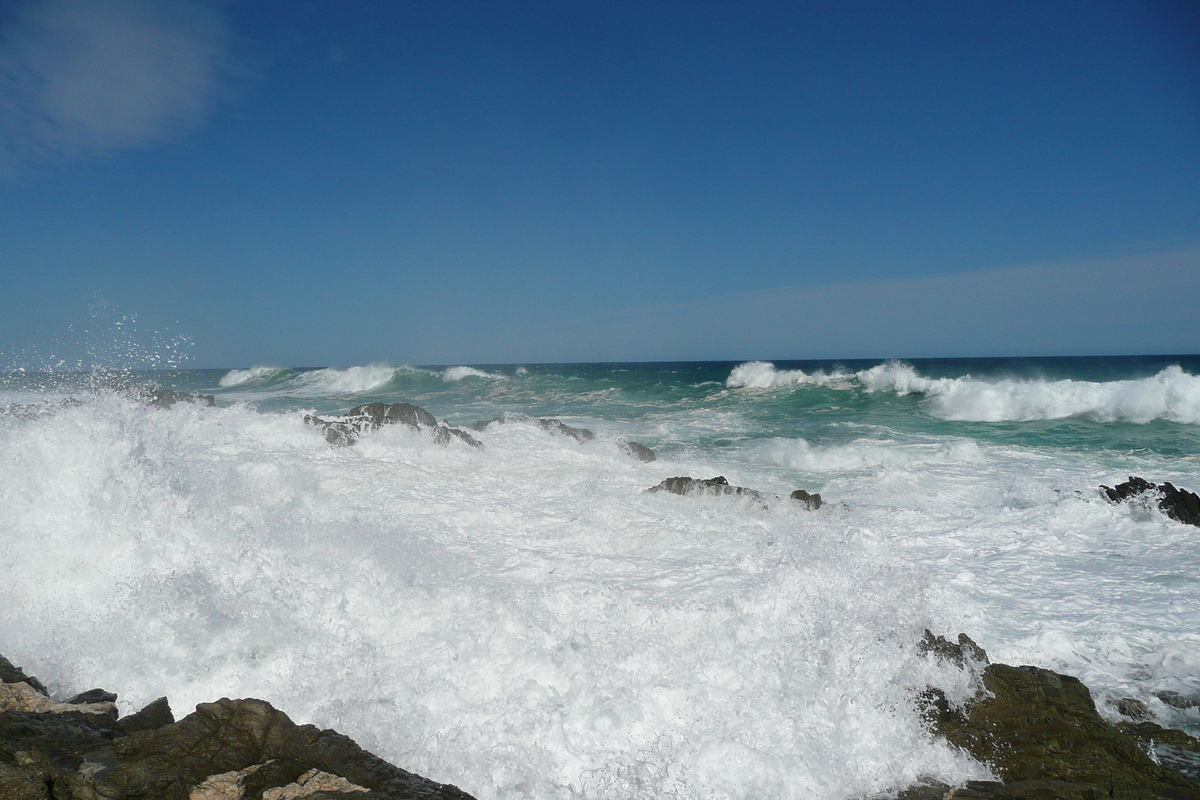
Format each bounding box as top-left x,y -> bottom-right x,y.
218,366 -> 289,388
292,364 -> 403,395
862,362 -> 1200,424
443,366 -> 505,383
725,361 -> 849,389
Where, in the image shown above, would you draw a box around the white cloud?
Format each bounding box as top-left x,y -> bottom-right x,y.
0,0 -> 235,174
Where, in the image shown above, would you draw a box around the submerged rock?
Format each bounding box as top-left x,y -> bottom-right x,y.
918,632 -> 1200,799
1102,476 -> 1200,527
619,440 -> 657,462
648,475 -> 764,500
472,415 -> 657,461
648,476 -> 823,508
0,653 -> 477,800
306,402 -> 481,449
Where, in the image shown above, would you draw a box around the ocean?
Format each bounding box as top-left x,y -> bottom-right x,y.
2,356 -> 1199,799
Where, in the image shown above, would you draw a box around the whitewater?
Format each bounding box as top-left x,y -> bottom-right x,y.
2,356 -> 1198,799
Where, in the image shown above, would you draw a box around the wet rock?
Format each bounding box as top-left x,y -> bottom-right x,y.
920,636 -> 1200,798
0,655 -> 48,696
647,475 -> 764,500
0,652 -> 478,800
119,697 -> 174,735
471,415 -> 657,461
306,402 -> 481,449
619,440 -> 657,462
918,629 -> 989,669
647,476 -> 825,509
66,689 -> 117,706
1102,476 -> 1200,527
536,418 -> 594,442
1157,691 -> 1200,710
788,489 -> 822,509
1115,697 -> 1150,720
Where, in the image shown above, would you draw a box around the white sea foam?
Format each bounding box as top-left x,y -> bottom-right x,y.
2,386 -> 1199,799
218,365 -> 288,387
754,437 -> 984,473
726,361 -> 850,389
443,366 -> 505,382
858,362 -> 1200,424
0,396 -> 991,799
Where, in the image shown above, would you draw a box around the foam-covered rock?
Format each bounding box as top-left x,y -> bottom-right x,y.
918,632 -> 1200,799
1102,476 -> 1200,527
306,402 -> 481,448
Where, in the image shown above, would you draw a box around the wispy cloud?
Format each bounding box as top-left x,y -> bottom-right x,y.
526,243 -> 1200,362
0,0 -> 237,175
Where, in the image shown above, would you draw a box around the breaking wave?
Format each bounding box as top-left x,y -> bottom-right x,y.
443,366 -> 506,382
754,437 -> 985,473
289,364 -> 410,395
726,361 -> 1200,424
725,361 -> 851,389
859,362 -> 1200,424
218,366 -> 290,388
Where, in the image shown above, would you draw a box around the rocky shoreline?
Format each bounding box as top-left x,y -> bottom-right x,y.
0,655 -> 476,800
5,635 -> 1198,800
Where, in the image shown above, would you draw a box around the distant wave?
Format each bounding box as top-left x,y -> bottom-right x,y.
442,366 -> 505,383
860,362 -> 1200,424
290,364 -> 410,395
218,366 -> 290,388
725,361 -> 851,389
727,360 -> 1200,424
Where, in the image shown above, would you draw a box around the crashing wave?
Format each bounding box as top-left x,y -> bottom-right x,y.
858,362 -> 1200,424
725,361 -> 851,389
442,366 -> 505,383
218,366 -> 290,388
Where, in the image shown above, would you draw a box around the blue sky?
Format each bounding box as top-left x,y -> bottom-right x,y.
1,0 -> 1198,367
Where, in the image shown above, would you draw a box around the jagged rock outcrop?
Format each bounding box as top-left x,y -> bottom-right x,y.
647,476 -> 822,508
1102,476 -> 1200,527
305,402 -> 481,449
619,440 -> 657,462
0,653 -> 476,800
471,415 -> 657,461
914,630 -> 1200,799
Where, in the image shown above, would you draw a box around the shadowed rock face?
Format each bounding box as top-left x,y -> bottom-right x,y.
0,655 -> 477,800
305,402 -> 481,449
1102,476 -> 1200,527
916,631 -> 1200,800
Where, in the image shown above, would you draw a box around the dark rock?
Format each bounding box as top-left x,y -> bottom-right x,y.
66,689 -> 117,706
923,654 -> 1199,797
119,696 -> 173,735
619,440 -> 657,462
918,629 -> 989,668
1158,691 -> 1200,710
0,654 -> 48,696
1102,476 -> 1200,527
536,418 -> 594,442
306,402 -> 481,449
788,489 -> 823,510
0,653 -> 477,800
647,476 -> 764,501
1115,697 -> 1150,720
